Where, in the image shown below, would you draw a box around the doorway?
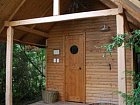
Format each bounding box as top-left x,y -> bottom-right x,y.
65,33 -> 85,102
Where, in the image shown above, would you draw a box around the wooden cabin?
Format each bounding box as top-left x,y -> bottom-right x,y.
0,0 -> 140,105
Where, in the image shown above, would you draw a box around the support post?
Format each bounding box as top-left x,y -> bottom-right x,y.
116,14 -> 126,105
6,27 -> 14,105
53,0 -> 60,15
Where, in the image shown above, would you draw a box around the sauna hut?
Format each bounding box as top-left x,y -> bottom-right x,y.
0,0 -> 140,105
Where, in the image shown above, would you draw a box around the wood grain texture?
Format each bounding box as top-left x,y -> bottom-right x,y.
116,14 -> 126,105
5,8 -> 120,26
6,27 -> 14,105
46,16 -> 132,104
65,34 -> 85,102
53,0 -> 60,16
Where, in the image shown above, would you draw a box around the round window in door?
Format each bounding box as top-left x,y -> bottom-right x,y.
70,45 -> 78,54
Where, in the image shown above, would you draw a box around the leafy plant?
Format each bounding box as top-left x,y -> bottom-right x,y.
102,30 -> 140,54
101,30 -> 140,105
119,72 -> 140,105
12,44 -> 46,105
0,43 -> 46,105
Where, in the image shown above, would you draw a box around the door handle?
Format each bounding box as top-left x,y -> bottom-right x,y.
79,67 -> 82,70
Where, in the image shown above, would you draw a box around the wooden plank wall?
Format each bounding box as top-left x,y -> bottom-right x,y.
46,16 -> 132,103
46,35 -> 65,100
84,17 -> 118,103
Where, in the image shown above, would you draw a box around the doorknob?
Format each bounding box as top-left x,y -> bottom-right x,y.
79,67 -> 82,70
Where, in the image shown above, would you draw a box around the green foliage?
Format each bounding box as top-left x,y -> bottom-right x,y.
102,30 -> 140,105
118,72 -> 140,105
0,43 -> 46,105
102,30 -> 140,54
0,43 -> 6,104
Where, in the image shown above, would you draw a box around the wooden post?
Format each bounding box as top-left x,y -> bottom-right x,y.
116,14 -> 126,105
53,0 -> 60,15
6,27 -> 14,105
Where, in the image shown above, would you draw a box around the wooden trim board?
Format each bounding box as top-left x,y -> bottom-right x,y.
5,8 -> 121,27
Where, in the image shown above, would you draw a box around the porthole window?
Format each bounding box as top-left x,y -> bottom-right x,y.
70,45 -> 78,54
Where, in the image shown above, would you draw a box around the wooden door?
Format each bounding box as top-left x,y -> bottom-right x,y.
65,33 -> 85,102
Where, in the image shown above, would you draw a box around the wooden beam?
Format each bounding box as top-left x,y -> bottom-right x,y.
124,12 -> 131,32
125,12 -> 140,29
99,0 -> 117,8
18,1 -> 53,41
53,0 -> 60,15
129,22 -> 139,30
14,38 -> 46,47
37,0 -> 72,44
6,27 -> 14,105
121,0 -> 140,16
15,26 -> 48,38
30,0 -> 53,29
5,8 -> 122,27
101,0 -> 140,28
0,0 -> 26,34
116,14 -> 126,105
111,0 -> 140,22
129,0 -> 140,8
0,36 -> 46,47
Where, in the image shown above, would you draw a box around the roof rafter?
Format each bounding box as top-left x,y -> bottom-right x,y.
129,0 -> 140,8
19,1 -> 53,41
0,0 -> 26,34
0,36 -> 46,47
111,0 -> 140,23
99,0 -> 117,8
30,0 -> 53,29
125,12 -> 140,28
15,26 -> 48,38
100,0 -> 140,29
36,0 -> 72,44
